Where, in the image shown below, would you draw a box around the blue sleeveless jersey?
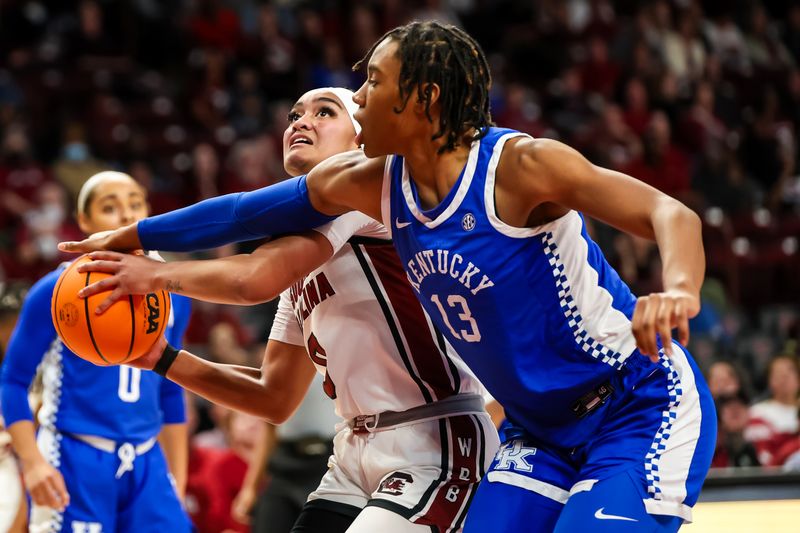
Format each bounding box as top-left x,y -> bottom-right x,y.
0,264 -> 192,443
385,127 -> 660,448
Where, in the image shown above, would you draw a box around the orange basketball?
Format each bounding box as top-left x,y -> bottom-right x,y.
51,254 -> 170,365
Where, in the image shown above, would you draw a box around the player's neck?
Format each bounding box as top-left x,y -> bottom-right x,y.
403,136 -> 472,210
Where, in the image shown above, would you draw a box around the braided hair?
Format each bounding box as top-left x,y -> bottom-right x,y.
354,21 -> 495,153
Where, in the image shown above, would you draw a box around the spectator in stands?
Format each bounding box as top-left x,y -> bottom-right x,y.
579,36 -> 622,100
624,110 -> 691,198
52,123 -> 107,200
190,48 -> 233,132
187,0 -> 241,53
621,77 -> 652,136
692,148 -> 761,214
221,137 -> 279,196
663,9 -> 706,85
62,0 -> 129,72
579,102 -> 641,169
241,3 -> 297,100
705,12 -> 751,75
0,125 -> 52,228
495,83 -> 547,139
652,71 -> 680,126
548,65 -> 591,138
190,142 -> 223,202
744,3 -> 795,77
783,5 -> 800,64
745,355 -> 800,465
740,87 -> 797,210
680,81 -> 728,155
188,402 -> 265,533
707,360 -> 746,399
12,181 -> 82,282
229,67 -> 268,139
712,390 -> 761,468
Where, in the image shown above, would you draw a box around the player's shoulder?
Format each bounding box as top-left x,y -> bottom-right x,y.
308,150 -> 387,219
497,136 -> 587,196
313,150 -> 386,182
500,136 -> 569,168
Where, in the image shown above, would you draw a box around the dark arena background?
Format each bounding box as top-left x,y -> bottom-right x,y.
0,1 -> 799,532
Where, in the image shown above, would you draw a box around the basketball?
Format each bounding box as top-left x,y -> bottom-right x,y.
51,254 -> 170,365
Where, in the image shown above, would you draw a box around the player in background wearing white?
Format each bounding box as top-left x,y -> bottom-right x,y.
77,88 -> 499,533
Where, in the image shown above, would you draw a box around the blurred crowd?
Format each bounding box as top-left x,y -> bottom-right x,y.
1,0 -> 800,530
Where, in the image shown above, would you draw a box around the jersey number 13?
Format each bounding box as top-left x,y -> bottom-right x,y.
430,294 -> 481,342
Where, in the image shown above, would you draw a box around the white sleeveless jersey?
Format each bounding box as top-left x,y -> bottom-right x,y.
269,212 -> 487,420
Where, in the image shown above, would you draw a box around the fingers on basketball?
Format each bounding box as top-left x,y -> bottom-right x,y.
51,255 -> 171,365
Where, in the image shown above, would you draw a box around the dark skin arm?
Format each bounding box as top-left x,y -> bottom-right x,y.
494,137 -> 704,359
130,337 -> 316,425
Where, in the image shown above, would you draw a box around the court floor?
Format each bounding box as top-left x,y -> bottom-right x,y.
684,500 -> 800,532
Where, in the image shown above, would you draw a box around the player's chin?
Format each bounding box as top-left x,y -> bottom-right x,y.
361,138 -> 389,158
283,153 -> 309,176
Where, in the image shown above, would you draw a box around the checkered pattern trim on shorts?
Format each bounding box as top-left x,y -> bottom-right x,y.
644,350 -> 683,498
541,232 -> 627,370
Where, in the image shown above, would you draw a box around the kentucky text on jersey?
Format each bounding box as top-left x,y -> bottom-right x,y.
404,249 -> 495,296
385,127 -> 646,448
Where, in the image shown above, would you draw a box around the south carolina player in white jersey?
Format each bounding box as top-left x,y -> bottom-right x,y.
75,88 -> 498,533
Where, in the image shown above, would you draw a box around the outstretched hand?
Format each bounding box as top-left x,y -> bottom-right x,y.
58,222 -> 141,254
631,289 -> 699,362
76,251 -> 163,315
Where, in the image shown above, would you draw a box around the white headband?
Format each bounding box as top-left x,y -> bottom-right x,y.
320,87 -> 361,136
77,171 -> 137,215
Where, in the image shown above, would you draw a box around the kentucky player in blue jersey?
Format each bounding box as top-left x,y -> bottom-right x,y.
1,172 -> 192,532
61,22 -> 716,532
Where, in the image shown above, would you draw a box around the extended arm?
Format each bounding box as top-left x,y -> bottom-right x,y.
77,232 -> 335,313
131,337 -> 316,425
59,151 -> 385,254
502,137 -> 704,358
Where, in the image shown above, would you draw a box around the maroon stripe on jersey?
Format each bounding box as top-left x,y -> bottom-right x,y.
361,242 -> 457,401
418,415 -> 483,531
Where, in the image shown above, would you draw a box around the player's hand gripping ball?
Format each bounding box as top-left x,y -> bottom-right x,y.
51,254 -> 170,365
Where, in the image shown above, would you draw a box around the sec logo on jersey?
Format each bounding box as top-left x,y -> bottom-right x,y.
462,213 -> 476,231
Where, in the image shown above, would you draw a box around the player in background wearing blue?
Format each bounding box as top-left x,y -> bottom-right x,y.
61,22 -> 716,533
1,172 -> 192,532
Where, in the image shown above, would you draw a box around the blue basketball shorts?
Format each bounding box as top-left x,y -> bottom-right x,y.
31,428 -> 192,533
464,343 -> 717,533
